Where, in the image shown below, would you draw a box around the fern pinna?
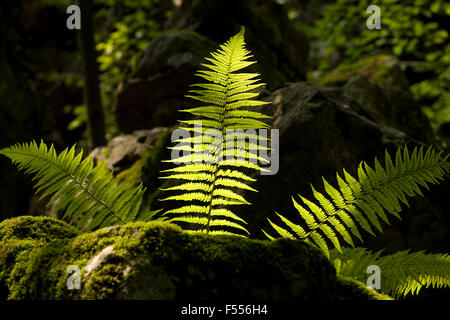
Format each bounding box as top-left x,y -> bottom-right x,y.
264,146 -> 450,258
0,140 -> 146,231
332,247 -> 450,298
160,27 -> 271,236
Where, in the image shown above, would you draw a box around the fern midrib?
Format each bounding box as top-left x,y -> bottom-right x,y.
301,162 -> 444,240
7,150 -> 126,224
205,38 -> 241,234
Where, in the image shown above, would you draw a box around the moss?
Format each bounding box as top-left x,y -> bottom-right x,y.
0,216 -> 79,299
116,156 -> 147,187
336,276 -> 393,300
0,216 -> 387,300
101,147 -> 110,159
309,55 -> 408,89
0,215 -> 79,242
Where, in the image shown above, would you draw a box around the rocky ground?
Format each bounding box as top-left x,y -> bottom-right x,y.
0,216 -> 390,300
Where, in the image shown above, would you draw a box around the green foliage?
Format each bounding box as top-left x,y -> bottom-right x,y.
160,27 -> 271,237
0,140 -> 150,231
293,0 -> 450,128
95,0 -> 167,109
331,247 -> 450,298
264,146 -> 450,258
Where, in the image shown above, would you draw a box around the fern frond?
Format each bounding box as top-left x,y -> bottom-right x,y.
331,247 -> 450,298
161,27 -> 271,236
0,140 -> 147,231
264,146 -> 449,258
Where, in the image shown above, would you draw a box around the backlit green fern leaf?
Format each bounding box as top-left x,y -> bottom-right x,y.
264,146 -> 449,258
161,27 -> 271,236
0,140 -> 147,231
331,247 -> 450,298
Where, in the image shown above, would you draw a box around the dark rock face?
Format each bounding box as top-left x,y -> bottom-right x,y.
339,77 -> 435,145
115,32 -> 216,133
166,0 -> 309,88
233,77 -> 449,254
0,216 -> 387,300
115,0 -> 309,133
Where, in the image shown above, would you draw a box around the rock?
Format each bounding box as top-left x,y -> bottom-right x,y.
0,216 -> 80,299
437,122 -> 450,148
115,31 -> 216,133
335,276 -> 392,300
438,122 -> 450,138
0,216 -> 386,300
91,127 -> 169,172
336,76 -> 435,144
166,0 -> 309,88
133,31 -> 215,80
87,127 -> 173,215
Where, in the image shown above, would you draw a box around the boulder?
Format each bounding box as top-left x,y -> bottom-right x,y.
166,0 -> 309,88
115,32 -> 216,133
0,216 -> 389,300
91,127 -> 169,172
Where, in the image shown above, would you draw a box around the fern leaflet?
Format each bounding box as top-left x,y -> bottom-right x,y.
331,247 -> 450,298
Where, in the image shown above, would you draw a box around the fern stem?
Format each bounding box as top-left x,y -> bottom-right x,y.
204,34 -> 241,234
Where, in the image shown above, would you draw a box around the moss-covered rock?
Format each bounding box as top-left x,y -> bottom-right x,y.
0,216 -> 388,300
0,216 -> 80,299
336,276 -> 393,300
309,55 -> 409,90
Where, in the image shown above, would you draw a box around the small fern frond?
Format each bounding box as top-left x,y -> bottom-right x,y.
0,140 -> 147,231
161,27 -> 271,236
264,146 -> 449,258
331,247 -> 450,298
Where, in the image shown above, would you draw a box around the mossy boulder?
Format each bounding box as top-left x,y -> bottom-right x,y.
0,216 -> 80,299
0,216 -> 387,300
336,276 -> 392,300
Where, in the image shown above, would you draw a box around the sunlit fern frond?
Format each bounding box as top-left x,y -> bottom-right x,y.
331,247 -> 450,298
0,140 -> 148,231
264,145 -> 450,258
160,26 -> 271,236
